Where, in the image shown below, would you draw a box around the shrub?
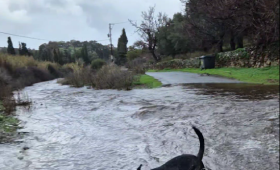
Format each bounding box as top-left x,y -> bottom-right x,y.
94,65 -> 135,90
126,58 -> 147,74
91,59 -> 107,70
63,66 -> 95,87
0,68 -> 12,86
29,67 -> 53,81
127,49 -> 142,61
48,64 -> 61,78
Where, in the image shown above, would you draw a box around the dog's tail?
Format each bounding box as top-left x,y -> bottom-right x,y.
192,126 -> 204,161
137,164 -> 142,170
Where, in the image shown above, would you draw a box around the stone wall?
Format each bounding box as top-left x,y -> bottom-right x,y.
216,47 -> 279,68
147,45 -> 279,70
147,58 -> 200,70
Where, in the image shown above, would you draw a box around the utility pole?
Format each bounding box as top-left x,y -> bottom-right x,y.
108,23 -> 114,63
107,21 -> 131,63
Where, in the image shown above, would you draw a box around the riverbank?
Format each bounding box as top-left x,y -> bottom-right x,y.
1,78 -> 278,170
148,66 -> 279,85
0,54 -> 67,143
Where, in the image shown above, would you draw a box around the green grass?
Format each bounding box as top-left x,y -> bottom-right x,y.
0,101 -> 19,143
133,74 -> 162,88
148,66 -> 279,85
0,115 -> 19,132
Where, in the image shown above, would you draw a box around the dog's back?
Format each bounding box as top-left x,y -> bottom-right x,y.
138,126 -> 205,170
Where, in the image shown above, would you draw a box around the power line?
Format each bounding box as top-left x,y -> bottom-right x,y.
0,31 -> 50,41
0,31 -> 110,43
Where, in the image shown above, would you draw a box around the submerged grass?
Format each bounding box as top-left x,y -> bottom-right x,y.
0,101 -> 19,143
133,74 -> 162,88
148,66 -> 279,85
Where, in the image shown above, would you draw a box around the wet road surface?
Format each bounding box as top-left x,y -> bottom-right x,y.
146,72 -> 242,85
0,76 -> 279,170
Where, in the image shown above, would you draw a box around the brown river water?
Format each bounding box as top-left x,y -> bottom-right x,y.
0,80 -> 279,170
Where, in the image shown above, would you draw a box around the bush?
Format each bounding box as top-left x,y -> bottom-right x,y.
0,68 -> 12,86
48,64 -> 61,78
91,59 -> 107,70
126,58 -> 147,74
12,67 -> 52,89
127,49 -> 142,61
63,66 -> 95,87
94,65 -> 135,90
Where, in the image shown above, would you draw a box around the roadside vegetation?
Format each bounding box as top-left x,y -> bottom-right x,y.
133,75 -> 162,88
60,60 -> 162,90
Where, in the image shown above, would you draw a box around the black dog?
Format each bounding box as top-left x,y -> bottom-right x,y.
137,126 -> 205,170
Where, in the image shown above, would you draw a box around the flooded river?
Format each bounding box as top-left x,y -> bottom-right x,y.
0,80 -> 279,170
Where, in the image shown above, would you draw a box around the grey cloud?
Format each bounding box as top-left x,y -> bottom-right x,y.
0,0 -> 182,49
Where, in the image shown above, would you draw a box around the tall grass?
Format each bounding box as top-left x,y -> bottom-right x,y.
0,54 -> 68,114
0,54 -> 59,71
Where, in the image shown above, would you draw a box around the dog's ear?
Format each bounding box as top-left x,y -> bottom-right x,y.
137,164 -> 142,170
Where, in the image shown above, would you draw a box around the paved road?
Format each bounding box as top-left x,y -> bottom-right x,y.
146,72 -> 242,85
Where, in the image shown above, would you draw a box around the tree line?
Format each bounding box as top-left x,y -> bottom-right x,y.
4,0 -> 278,64
4,29 -> 129,66
129,0 -> 279,62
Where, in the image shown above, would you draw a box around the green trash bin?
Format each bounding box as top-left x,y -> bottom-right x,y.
199,55 -> 216,69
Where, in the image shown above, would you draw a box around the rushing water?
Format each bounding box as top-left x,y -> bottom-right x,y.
0,80 -> 279,170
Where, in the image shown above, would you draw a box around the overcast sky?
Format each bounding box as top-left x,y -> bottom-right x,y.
0,0 -> 184,50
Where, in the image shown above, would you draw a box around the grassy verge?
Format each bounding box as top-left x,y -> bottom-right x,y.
148,66 -> 279,85
133,74 -> 162,88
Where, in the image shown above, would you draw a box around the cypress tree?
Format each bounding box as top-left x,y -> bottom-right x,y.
117,28 -> 128,65
7,37 -> 16,55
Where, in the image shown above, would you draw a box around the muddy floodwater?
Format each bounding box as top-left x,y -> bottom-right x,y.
0,80 -> 279,170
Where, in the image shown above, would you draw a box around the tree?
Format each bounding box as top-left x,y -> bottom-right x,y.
157,13 -> 191,58
53,49 -> 60,63
7,37 -> 16,55
81,43 -> 90,65
129,6 -> 168,62
20,42 -> 31,56
116,28 -> 128,65
18,42 -> 23,55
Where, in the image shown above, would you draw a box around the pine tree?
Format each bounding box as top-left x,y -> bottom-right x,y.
7,37 -> 16,55
117,28 -> 128,65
